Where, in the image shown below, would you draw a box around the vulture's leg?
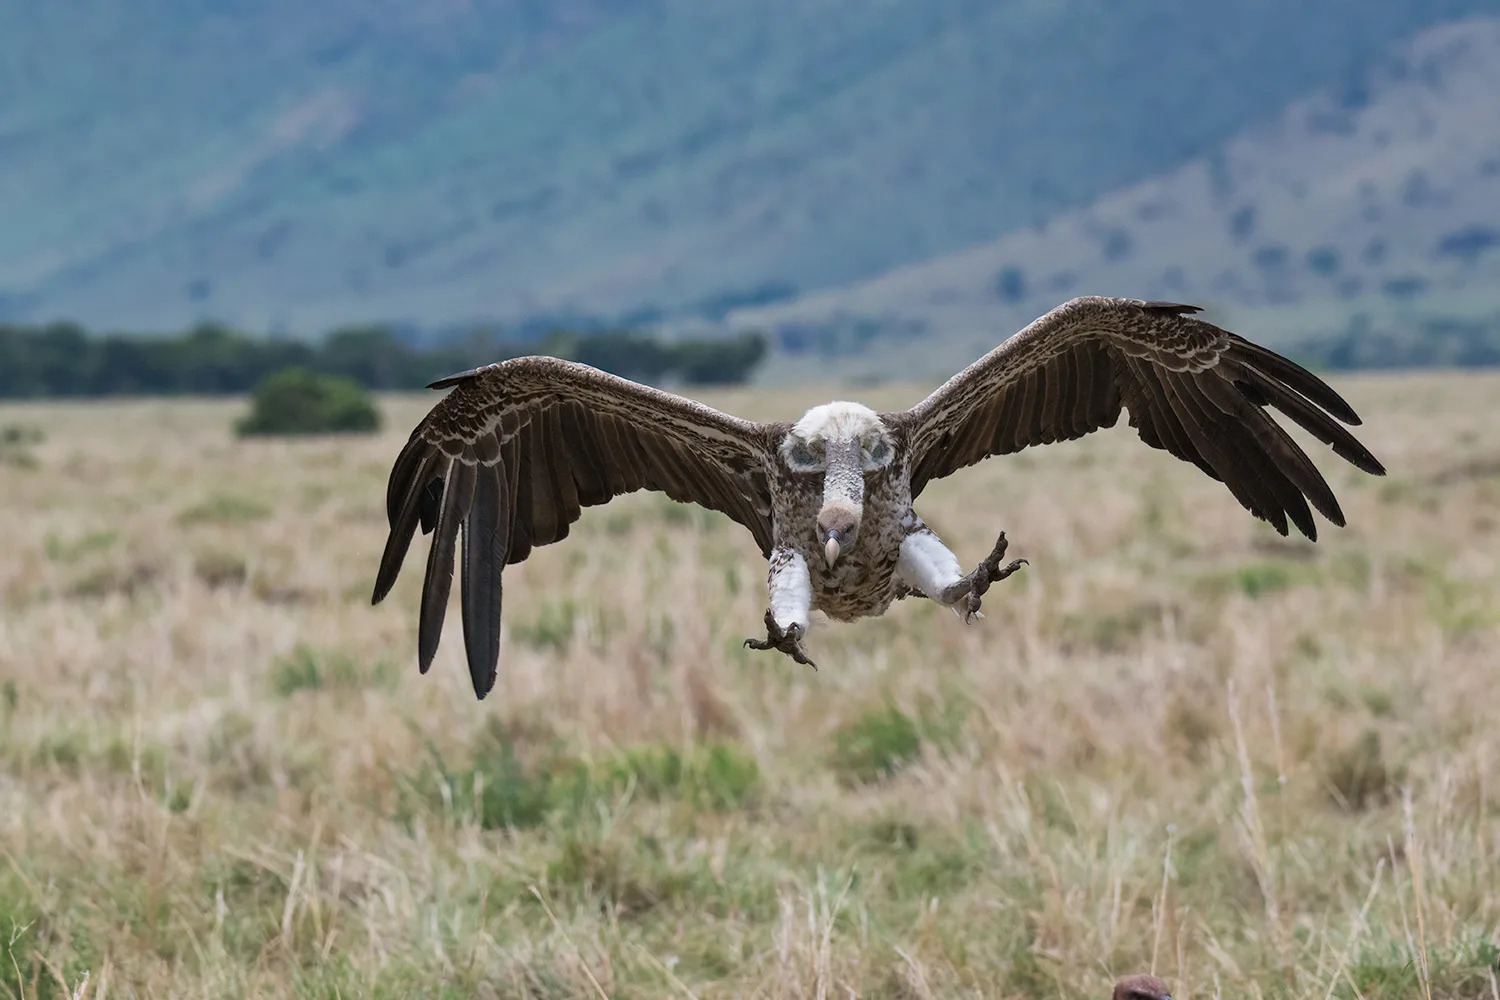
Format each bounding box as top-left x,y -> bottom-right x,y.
895,524 -> 962,603
744,547 -> 816,668
899,526 -> 1027,624
940,532 -> 1028,623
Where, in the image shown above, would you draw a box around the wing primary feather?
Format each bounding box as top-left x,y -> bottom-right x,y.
543,403 -> 581,528
1122,358 -> 1216,480
523,414 -> 562,544
385,431 -> 429,526
558,400 -> 611,505
418,459 -> 475,675
1170,371 -> 1308,537
1154,369 -> 1287,532
1227,338 -> 1362,424
372,446 -> 442,605
1206,375 -> 1347,529
419,477 -> 445,535
460,461 -> 507,699
502,436 -> 533,564
1232,366 -> 1386,475
1129,397 -> 1219,481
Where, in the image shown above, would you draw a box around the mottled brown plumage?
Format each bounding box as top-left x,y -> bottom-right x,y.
372,296 -> 1386,699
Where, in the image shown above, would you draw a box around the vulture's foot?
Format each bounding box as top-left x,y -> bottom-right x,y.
940,531 -> 1029,624
743,608 -> 817,669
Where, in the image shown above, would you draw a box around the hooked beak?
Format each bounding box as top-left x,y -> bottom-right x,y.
823,531 -> 842,568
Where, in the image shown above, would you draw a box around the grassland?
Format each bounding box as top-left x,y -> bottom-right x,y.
1,373 -> 1497,999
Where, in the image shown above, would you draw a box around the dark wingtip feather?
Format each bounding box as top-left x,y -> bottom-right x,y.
1231,369 -> 1387,479
1285,489 -> 1318,542
427,363 -> 498,390
1232,338 -> 1364,425
1140,300 -> 1203,315
371,511 -> 420,606
417,463 -> 475,676
371,549 -> 405,606
372,448 -> 442,606
419,478 -> 445,535
460,464 -> 506,700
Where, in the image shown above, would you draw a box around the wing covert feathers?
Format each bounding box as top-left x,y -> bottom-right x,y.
372,356 -> 778,699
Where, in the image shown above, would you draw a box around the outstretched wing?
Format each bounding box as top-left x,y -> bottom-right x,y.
886,296 -> 1385,537
372,356 -> 782,699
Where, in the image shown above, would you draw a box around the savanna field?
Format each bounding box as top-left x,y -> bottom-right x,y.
1,373 -> 1497,999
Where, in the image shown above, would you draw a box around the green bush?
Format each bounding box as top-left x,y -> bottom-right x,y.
235,367 -> 381,437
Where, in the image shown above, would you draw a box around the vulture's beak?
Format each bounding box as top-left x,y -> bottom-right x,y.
824,532 -> 842,568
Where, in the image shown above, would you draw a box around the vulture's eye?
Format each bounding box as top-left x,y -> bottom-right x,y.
784,439 -> 824,472
862,437 -> 893,470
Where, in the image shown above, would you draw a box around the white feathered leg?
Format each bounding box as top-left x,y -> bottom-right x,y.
745,546 -> 816,666
897,523 -> 1028,623
897,526 -> 965,603
767,547 -> 811,633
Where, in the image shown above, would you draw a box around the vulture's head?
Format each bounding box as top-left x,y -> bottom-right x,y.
781,401 -> 896,567
1112,974 -> 1172,1000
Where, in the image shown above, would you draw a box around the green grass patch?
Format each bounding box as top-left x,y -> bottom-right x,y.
42,529 -> 118,563
850,817 -> 987,901
270,644 -> 397,697
1232,561 -> 1300,598
177,492 -> 271,525
830,703 -> 923,784
19,728 -> 191,813
65,561 -> 160,600
0,423 -> 43,470
544,835 -> 709,916
1058,599 -> 1169,652
402,738 -> 762,832
509,599 -> 580,651
1340,934 -> 1500,999
1197,558 -> 1322,600
588,743 -> 761,811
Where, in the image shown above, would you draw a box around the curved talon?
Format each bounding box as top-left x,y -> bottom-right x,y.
744,608 -> 817,669
943,534 -> 1029,623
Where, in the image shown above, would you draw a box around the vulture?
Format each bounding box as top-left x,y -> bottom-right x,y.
371,296 -> 1386,699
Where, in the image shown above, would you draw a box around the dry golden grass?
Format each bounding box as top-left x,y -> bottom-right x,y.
1,373 -> 1498,999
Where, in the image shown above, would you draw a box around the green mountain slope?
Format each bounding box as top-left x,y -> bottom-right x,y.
734,17 -> 1500,382
0,0 -> 1493,333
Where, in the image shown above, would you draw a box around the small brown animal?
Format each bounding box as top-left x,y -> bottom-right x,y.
1113,973 -> 1173,1000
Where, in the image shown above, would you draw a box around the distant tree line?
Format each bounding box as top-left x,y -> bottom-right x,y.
1292,312 -> 1500,371
0,321 -> 768,399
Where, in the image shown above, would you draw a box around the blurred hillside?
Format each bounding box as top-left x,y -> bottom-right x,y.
738,17 -> 1500,382
1,1 -> 1496,365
